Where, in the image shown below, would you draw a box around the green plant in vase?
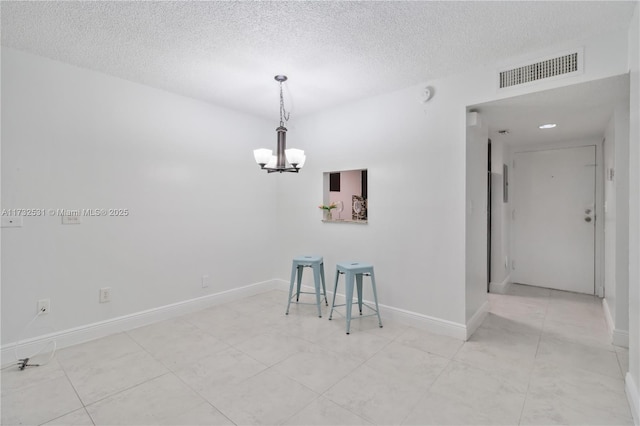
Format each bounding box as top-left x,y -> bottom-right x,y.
318,202 -> 337,220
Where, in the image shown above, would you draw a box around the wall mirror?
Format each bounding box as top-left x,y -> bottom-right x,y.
322,169 -> 368,223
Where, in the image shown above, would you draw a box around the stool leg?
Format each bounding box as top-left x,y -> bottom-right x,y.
329,269 -> 340,320
356,273 -> 363,315
296,265 -> 304,301
345,272 -> 354,334
286,262 -> 297,315
370,271 -> 383,328
320,262 -> 328,306
313,265 -> 322,318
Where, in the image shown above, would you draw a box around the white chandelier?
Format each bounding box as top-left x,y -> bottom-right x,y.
253,75 -> 305,173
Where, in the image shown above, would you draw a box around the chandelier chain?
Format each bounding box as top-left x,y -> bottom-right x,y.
279,81 -> 290,127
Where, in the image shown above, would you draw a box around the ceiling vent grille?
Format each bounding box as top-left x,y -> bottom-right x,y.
499,52 -> 579,89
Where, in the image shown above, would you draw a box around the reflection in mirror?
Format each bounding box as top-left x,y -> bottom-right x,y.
323,169 -> 368,223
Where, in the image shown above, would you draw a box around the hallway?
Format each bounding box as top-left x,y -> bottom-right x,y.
480,284 -> 629,424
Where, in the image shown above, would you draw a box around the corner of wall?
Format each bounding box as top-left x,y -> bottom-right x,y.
489,275 -> 512,295
465,300 -> 489,340
604,297 -> 630,348
626,372 -> 640,425
626,0 -> 640,408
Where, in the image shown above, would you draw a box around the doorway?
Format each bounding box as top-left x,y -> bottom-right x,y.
469,74 -> 629,297
511,146 -> 596,294
487,140 -> 492,292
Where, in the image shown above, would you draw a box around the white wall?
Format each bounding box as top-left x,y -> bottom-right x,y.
626,3 -> 640,423
604,114 -> 618,323
603,102 -> 631,346
276,79 -> 469,328
1,48 -> 278,345
615,103 -> 631,344
489,139 -> 511,291
275,28 -> 631,335
465,114 -> 489,322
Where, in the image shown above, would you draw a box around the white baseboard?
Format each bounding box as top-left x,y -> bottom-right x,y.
378,303 -> 467,340
465,300 -> 490,340
613,329 -> 630,348
489,275 -> 511,294
9,275 -> 492,359
1,279 -> 280,366
603,298 -> 614,333
626,372 -> 640,425
603,298 -> 630,347
289,281 -> 468,341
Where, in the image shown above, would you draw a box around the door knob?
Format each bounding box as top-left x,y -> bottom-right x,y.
585,217 -> 592,223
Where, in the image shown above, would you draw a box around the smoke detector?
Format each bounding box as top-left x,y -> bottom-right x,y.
418,85 -> 435,103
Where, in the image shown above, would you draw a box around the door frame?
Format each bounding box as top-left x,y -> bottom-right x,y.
507,138 -> 605,296
487,139 -> 492,292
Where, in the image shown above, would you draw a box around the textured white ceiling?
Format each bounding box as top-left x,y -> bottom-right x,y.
1,1 -> 636,120
472,74 -> 630,146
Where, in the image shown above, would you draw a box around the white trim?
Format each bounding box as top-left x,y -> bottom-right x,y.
465,300 -> 490,340
603,298 -> 630,347
288,281 -> 468,341
489,274 -> 512,294
378,303 -> 467,341
603,298 -> 615,334
5,275 -> 470,361
626,372 -> 640,426
1,279 -> 280,366
613,329 -> 630,348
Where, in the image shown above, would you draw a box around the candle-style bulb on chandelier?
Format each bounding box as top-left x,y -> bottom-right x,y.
253,75 -> 305,173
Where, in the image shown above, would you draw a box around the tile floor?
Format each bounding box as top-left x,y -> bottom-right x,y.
1,284 -> 633,425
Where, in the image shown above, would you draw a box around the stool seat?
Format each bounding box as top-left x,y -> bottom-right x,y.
329,261 -> 382,334
336,262 -> 374,274
293,255 -> 323,264
286,255 -> 327,318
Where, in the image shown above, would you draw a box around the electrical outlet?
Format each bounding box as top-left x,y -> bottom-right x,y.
37,299 -> 50,314
99,287 -> 112,303
201,275 -> 210,288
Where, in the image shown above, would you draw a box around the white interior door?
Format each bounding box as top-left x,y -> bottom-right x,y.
512,146 -> 596,294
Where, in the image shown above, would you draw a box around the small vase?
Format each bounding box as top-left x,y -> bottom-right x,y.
324,209 -> 333,221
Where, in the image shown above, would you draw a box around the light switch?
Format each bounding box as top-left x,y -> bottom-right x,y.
1,216 -> 23,227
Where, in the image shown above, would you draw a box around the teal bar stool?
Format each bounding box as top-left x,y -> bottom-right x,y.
329,262 -> 383,334
286,255 -> 328,318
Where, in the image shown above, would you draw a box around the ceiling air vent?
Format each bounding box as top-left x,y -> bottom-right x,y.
499,51 -> 580,89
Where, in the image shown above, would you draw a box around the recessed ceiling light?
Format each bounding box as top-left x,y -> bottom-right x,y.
539,123 -> 557,129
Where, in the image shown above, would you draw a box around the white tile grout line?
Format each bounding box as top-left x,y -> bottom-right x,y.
496,284 -> 548,426
398,356 -> 454,425
169,363 -> 241,426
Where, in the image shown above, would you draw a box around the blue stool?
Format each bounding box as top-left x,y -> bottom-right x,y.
329,262 -> 383,334
286,256 -> 328,318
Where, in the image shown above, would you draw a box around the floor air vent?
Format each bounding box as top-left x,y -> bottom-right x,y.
499,52 -> 579,89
